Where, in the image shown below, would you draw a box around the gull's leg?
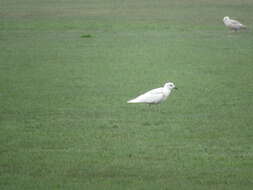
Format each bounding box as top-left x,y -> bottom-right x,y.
228,29 -> 235,35
158,104 -> 161,113
148,103 -> 155,113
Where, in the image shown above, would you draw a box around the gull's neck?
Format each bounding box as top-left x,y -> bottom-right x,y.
163,86 -> 172,96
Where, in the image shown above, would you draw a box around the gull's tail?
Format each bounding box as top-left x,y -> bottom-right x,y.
127,98 -> 139,103
241,24 -> 247,29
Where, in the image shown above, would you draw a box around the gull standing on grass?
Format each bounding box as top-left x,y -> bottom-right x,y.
223,16 -> 246,31
127,82 -> 177,104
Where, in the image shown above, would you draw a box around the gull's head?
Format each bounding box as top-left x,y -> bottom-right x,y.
223,16 -> 230,22
164,82 -> 177,90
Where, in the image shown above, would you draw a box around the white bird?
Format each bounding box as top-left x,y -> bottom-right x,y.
127,82 -> 177,104
223,16 -> 246,31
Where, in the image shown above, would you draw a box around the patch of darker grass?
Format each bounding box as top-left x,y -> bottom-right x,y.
80,34 -> 92,38
142,122 -> 151,126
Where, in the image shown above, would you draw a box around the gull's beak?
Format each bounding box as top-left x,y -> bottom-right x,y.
174,87 -> 178,90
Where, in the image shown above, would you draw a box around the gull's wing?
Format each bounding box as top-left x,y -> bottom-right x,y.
144,87 -> 163,94
230,19 -> 244,26
127,87 -> 164,103
129,92 -> 164,104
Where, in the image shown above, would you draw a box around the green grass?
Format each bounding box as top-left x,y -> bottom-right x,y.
1,0 -> 253,189
80,34 -> 92,38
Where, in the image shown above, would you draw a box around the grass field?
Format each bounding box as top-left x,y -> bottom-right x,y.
1,0 -> 253,189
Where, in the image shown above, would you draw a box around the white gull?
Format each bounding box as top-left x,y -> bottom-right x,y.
223,16 -> 246,31
127,82 -> 177,104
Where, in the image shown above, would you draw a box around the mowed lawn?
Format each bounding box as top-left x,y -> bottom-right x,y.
1,0 -> 253,189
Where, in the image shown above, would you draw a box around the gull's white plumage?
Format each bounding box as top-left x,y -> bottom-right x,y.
127,82 -> 176,104
223,16 -> 246,31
